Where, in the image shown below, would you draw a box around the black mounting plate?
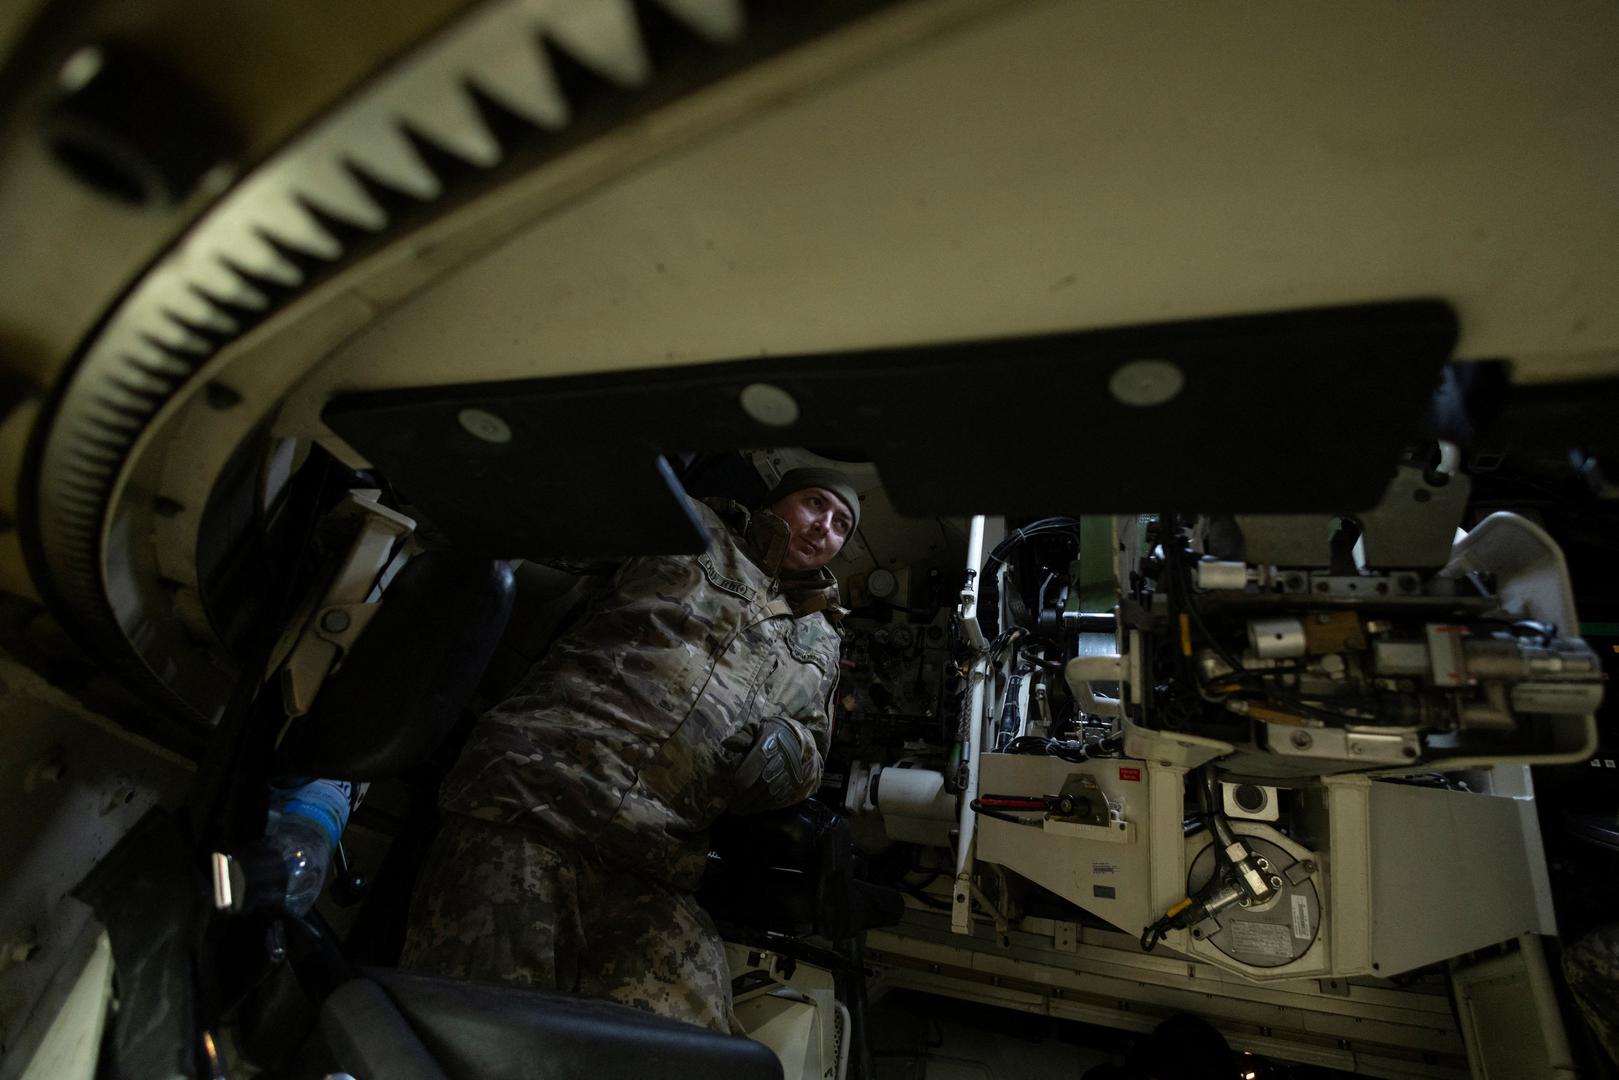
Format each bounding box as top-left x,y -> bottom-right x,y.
323,301 -> 1457,559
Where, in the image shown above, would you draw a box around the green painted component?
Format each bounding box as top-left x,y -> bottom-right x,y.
1064,559 -> 1083,614
1077,516 -> 1115,612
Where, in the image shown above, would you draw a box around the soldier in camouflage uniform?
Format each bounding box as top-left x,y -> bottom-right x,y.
401,468 -> 859,1032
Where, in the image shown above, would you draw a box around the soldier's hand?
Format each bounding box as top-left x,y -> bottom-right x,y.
730,718 -> 816,814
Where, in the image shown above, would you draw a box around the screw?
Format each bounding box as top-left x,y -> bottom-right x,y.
320,608 -> 352,633
1315,581 -> 1330,593
1286,574 -> 1305,590
1291,731 -> 1313,750
1350,742 -> 1365,755
1402,746 -> 1419,759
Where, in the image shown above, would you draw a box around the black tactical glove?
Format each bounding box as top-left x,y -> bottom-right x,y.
730,717 -> 818,814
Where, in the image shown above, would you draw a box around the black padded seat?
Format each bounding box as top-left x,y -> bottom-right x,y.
320,968 -> 782,1080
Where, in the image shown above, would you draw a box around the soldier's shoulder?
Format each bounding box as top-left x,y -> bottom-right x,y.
696,496 -> 748,533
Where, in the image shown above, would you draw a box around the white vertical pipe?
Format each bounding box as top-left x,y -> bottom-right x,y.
959,515 -> 986,650
951,653 -> 989,934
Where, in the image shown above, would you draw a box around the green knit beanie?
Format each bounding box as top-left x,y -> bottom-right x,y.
762,467 -> 860,533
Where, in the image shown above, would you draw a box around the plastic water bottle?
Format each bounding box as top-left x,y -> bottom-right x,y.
265,778 -> 354,915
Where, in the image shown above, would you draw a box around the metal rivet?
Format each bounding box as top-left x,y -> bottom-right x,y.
739,383 -> 800,427
458,408 -> 512,444
319,609 -> 351,633
1108,359 -> 1185,407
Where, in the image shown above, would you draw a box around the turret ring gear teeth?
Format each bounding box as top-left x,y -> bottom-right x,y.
20,0 -> 901,725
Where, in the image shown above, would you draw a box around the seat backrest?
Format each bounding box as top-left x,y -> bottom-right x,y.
275,552 -> 516,779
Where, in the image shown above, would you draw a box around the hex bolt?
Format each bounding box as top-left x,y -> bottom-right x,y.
319,608 -> 351,634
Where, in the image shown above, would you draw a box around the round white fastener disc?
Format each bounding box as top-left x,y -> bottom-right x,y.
739,382 -> 800,427
458,407 -> 512,443
1108,359 -> 1186,407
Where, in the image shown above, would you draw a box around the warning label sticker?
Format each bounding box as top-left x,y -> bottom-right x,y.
1230,920 -> 1296,961
1092,862 -> 1120,875
1118,767 -> 1141,782
1291,894 -> 1313,940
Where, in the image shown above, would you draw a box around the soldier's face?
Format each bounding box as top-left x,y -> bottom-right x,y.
771,487 -> 854,572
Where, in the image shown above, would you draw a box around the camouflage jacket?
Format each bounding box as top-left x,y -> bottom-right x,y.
439,498 -> 844,889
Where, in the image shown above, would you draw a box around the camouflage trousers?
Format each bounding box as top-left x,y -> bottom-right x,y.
1564,924 -> 1619,1067
400,814 -> 735,1032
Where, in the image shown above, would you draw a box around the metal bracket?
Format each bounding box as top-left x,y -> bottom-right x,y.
272,490 -> 416,718
1286,858 -> 1319,886
970,880 -> 1011,948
